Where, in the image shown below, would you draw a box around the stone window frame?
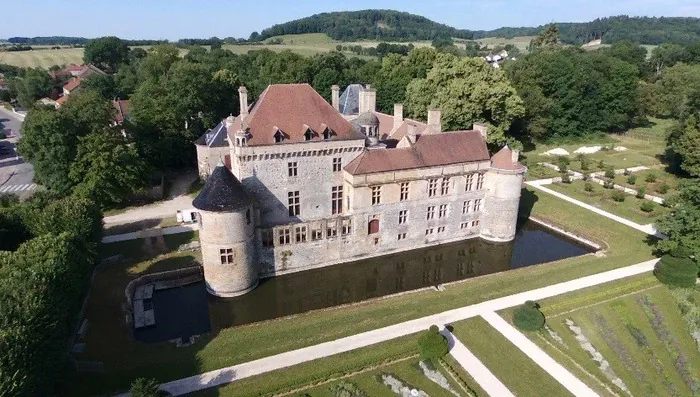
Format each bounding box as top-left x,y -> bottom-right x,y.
460,222 -> 468,229
476,173 -> 485,190
371,186 -> 382,206
332,157 -> 342,172
428,179 -> 438,197
219,248 -> 234,264
437,226 -> 445,233
462,200 -> 471,214
288,191 -> 300,217
398,209 -> 408,225
426,206 -> 435,220
399,182 -> 409,201
471,220 -> 480,227
341,217 -> 352,236
441,178 -> 450,195
288,161 -> 298,177
295,225 -> 307,243
327,220 -> 338,238
465,174 -> 474,191
397,232 -> 407,240
474,199 -> 482,212
425,228 -> 434,236
278,228 -> 291,245
310,222 -> 323,241
332,186 -> 343,215
261,229 -> 274,247
438,204 -> 448,219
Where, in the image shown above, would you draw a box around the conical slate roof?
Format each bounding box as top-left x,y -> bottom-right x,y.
192,163 -> 253,212
339,84 -> 364,115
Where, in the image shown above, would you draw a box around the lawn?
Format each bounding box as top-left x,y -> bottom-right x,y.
547,180 -> 669,224
473,36 -> 535,52
501,274 -> 700,397
612,168 -> 683,199
64,186 -> 657,396
452,317 -> 571,396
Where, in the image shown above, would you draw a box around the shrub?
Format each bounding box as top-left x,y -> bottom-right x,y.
640,201 -> 655,213
596,160 -> 605,169
657,183 -> 670,194
329,381 -> 367,397
627,175 -> 637,185
557,155 -> 570,166
575,153 -> 585,162
604,168 -> 615,179
418,325 -> 449,361
0,130 -> 5,139
604,179 -> 614,189
582,172 -> 590,181
129,378 -> 161,397
654,249 -> 699,288
611,190 -> 626,202
645,172 -> 657,183
584,182 -> 594,192
559,163 -> 568,173
561,174 -> 571,184
636,187 -> 646,199
513,301 -> 545,331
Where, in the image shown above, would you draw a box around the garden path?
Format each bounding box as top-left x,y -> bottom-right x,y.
151,259 -> 657,396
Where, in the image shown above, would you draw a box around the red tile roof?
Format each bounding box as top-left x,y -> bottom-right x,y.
229,84 -> 364,146
345,130 -> 490,175
63,78 -> 81,92
55,95 -> 70,106
111,100 -> 130,123
490,145 -> 526,171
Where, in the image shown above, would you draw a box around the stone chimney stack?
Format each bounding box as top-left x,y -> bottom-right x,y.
331,85 -> 340,112
224,114 -> 235,129
393,104 -> 403,130
365,86 -> 376,113
511,149 -> 520,164
473,122 -> 488,141
427,109 -> 441,132
238,86 -> 249,118
407,124 -> 417,144
358,87 -> 367,114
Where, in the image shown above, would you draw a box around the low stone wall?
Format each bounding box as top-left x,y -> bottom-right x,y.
528,216 -> 602,251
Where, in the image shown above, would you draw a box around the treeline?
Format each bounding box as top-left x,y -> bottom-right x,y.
0,193 -> 103,396
474,16 -> 700,45
6,36 -> 168,46
255,9 -> 473,42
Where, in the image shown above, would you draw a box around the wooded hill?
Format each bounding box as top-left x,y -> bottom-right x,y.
255,10 -> 700,45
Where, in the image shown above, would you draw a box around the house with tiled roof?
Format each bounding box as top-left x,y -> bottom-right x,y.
55,65 -> 107,107
193,83 -> 526,297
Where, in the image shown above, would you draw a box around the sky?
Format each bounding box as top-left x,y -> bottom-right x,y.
1,0 -> 699,40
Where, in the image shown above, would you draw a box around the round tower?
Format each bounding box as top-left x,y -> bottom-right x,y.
192,162 -> 258,297
356,111 -> 380,146
480,145 -> 527,242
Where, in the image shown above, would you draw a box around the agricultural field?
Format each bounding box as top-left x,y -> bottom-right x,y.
471,36 -> 535,52
502,274 -> 700,396
0,47 -> 84,68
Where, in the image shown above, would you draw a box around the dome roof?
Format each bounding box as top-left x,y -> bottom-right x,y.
356,111 -> 379,126
192,162 -> 253,212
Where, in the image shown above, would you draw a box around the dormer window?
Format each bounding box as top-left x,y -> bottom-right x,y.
273,127 -> 284,143
303,124 -> 314,141
321,124 -> 332,140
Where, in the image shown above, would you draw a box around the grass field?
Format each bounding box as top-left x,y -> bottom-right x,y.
500,275 -> 700,396
548,180 -> 669,224
64,182 -> 658,396
473,36 -> 535,52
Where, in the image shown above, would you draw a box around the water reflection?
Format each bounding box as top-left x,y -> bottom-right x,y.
209,221 -> 591,329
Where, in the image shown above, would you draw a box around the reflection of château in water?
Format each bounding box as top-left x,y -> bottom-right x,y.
209,235 -> 513,329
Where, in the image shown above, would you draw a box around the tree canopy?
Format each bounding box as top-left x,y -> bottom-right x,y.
83,36 -> 130,73
406,53 -> 525,147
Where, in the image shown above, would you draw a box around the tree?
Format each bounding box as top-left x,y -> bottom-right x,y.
529,24 -> 560,50
83,36 -> 130,73
649,43 -> 687,75
654,247 -> 699,288
13,68 -> 52,108
657,179 -> 700,261
406,54 -> 525,146
137,45 -> 181,82
80,74 -> 118,100
129,378 -> 161,397
667,116 -> 700,177
418,325 -> 449,361
650,63 -> 700,119
512,301 -> 545,331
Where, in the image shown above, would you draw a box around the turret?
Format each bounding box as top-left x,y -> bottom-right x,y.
193,162 -> 258,296
480,145 -> 527,242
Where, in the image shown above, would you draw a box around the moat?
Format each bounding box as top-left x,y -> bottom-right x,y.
134,220 -> 593,343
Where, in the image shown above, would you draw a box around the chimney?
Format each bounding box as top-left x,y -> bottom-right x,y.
224,114 -> 235,129
407,124 -> 417,144
511,149 -> 520,164
358,88 -> 367,114
238,86 -> 249,118
331,85 -> 340,112
366,87 -> 376,113
427,109 -> 441,132
393,104 -> 404,130
473,122 -> 488,141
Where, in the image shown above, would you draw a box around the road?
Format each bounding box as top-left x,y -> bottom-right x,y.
0,106 -> 36,197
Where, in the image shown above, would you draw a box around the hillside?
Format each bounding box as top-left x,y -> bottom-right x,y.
256,9 -> 472,42
256,11 -> 700,45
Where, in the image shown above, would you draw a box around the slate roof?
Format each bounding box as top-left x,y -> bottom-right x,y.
227,84 -> 364,146
192,163 -> 253,212
338,84 -> 364,115
345,130 -> 490,175
196,120 -> 229,147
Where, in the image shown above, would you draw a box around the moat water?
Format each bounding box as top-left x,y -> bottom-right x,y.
134,220 -> 593,343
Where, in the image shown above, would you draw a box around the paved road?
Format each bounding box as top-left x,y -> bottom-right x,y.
0,107 -> 35,197
155,259 -> 657,396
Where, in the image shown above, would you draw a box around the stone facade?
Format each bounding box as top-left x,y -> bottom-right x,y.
193,84 -> 526,295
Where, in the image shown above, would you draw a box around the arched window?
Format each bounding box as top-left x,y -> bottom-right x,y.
368,219 -> 380,234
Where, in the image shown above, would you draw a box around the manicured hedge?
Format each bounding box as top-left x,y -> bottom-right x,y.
418,325 -> 449,360
513,301 -> 546,331
654,248 -> 699,288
